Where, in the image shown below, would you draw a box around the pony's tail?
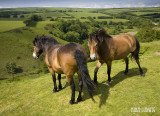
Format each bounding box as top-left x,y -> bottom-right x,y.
74,50 -> 95,102
131,38 -> 140,60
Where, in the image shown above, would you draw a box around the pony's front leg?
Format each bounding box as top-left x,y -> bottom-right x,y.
48,67 -> 58,92
94,60 -> 103,84
106,61 -> 112,86
123,57 -> 129,75
58,74 -> 62,90
52,72 -> 58,92
66,75 -> 75,104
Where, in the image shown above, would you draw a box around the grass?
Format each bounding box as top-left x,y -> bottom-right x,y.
0,41 -> 160,116
0,7 -> 160,115
0,21 -> 67,77
0,21 -> 25,32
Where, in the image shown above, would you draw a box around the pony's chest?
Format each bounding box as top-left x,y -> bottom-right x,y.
45,53 -> 63,74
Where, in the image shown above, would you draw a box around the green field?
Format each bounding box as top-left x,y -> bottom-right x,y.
0,21 -> 25,32
0,40 -> 160,115
0,7 -> 160,116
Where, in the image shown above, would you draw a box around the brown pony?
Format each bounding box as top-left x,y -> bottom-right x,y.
33,35 -> 94,104
88,28 -> 144,85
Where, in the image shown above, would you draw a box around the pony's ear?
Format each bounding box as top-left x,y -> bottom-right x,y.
96,33 -> 104,44
33,37 -> 37,45
96,28 -> 107,44
98,28 -> 106,36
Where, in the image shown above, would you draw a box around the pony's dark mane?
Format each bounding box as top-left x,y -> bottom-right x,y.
89,28 -> 112,42
33,35 -> 60,47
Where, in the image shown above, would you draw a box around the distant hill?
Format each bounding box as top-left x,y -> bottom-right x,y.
0,7 -> 160,78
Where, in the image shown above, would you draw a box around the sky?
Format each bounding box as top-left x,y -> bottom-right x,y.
0,0 -> 160,8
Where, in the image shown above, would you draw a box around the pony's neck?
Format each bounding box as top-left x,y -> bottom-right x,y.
42,40 -> 60,54
97,38 -> 113,59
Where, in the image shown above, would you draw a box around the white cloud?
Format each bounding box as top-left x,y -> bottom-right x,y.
104,2 -> 147,8
134,3 -> 145,7
69,3 -> 102,8
93,3 -> 101,8
104,4 -> 122,8
153,4 -> 160,7
42,6 -> 53,7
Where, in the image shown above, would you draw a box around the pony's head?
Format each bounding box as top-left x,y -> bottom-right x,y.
32,36 -> 43,59
88,28 -> 111,61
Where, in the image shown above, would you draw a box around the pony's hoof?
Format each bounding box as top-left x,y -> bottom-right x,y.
94,81 -> 98,85
141,73 -> 145,77
69,100 -> 75,104
77,97 -> 82,102
58,85 -> 62,90
105,81 -> 110,86
53,89 -> 58,93
123,72 -> 128,75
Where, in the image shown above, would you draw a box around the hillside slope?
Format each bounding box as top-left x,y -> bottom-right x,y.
0,41 -> 160,115
0,21 -> 67,77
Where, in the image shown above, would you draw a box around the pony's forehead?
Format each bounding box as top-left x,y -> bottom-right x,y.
88,33 -> 97,42
88,36 -> 97,44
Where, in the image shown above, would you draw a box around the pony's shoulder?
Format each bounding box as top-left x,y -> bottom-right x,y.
115,33 -> 133,38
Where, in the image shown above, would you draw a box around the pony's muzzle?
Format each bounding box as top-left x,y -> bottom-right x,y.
90,54 -> 97,61
33,53 -> 38,59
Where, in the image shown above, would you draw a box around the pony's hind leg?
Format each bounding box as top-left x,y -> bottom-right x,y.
66,75 -> 75,104
135,58 -> 145,76
123,57 -> 129,75
132,52 -> 145,76
77,72 -> 83,102
58,74 -> 62,90
94,60 -> 103,84
52,73 -> 58,92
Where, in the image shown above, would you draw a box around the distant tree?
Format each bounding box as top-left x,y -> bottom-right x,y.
50,18 -> 55,21
13,15 -> 18,18
127,25 -> 134,29
135,27 -> 160,42
70,24 -> 81,32
80,17 -> 86,19
101,21 -> 107,25
82,39 -> 90,57
87,16 -> 94,22
109,21 -> 113,25
20,15 -> 25,18
65,31 -> 80,42
0,13 -> 10,18
6,62 -> 17,80
23,14 -> 43,26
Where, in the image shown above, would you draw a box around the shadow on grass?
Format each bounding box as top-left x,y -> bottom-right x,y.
0,77 -> 8,80
82,67 -> 147,108
51,67 -> 147,106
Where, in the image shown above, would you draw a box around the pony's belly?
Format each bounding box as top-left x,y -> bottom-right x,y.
114,52 -> 130,60
54,67 -> 64,74
52,63 -> 64,74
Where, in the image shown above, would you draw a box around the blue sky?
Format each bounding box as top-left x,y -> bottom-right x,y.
0,0 -> 160,8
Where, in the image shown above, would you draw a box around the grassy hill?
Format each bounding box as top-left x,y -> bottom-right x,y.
0,7 -> 159,76
0,21 -> 68,78
0,7 -> 160,115
0,21 -> 25,32
1,7 -> 160,78
0,40 -> 160,115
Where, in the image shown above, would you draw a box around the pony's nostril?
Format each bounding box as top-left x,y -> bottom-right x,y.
90,54 -> 97,61
33,53 -> 38,59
